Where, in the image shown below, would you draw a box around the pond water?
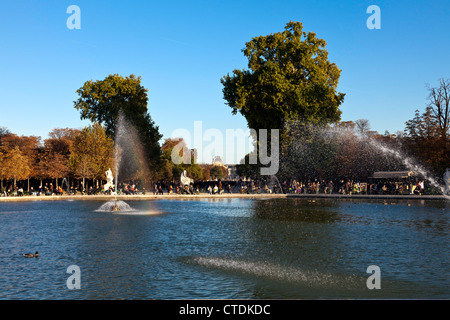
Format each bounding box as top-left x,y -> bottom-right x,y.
0,198 -> 448,299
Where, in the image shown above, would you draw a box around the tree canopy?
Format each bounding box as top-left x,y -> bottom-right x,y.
221,21 -> 345,132
0,146 -> 31,184
69,123 -> 114,184
74,74 -> 162,165
404,79 -> 450,175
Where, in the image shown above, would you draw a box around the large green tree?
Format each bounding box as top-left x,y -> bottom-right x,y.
73,74 -> 162,167
221,21 -> 345,132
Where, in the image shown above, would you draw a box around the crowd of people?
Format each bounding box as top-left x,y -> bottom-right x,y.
264,179 -> 427,196
0,178 -> 431,197
2,183 -> 64,197
148,178 -> 429,196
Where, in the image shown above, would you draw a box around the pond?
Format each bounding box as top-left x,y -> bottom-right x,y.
0,198 -> 448,299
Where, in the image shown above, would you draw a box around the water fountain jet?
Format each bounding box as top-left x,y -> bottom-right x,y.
281,121 -> 448,196
97,111 -> 153,213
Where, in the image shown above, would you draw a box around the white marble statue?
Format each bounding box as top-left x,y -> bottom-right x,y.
104,168 -> 115,191
444,168 -> 450,195
180,170 -> 194,186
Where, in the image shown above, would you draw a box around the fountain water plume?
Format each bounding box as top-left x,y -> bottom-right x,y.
114,111 -> 152,192
342,127 -> 445,194
361,135 -> 445,193
281,121 -> 446,194
96,111 -> 153,213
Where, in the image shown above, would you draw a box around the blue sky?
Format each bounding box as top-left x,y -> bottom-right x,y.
1,0 -> 449,163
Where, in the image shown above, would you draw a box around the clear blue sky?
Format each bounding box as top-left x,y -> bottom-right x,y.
1,0 -> 449,163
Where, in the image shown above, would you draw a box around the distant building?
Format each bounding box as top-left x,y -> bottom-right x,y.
212,156 -> 224,167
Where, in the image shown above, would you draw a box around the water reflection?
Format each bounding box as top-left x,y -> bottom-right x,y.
252,198 -> 341,223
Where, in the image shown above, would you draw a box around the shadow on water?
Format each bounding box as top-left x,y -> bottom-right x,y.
252,198 -> 341,223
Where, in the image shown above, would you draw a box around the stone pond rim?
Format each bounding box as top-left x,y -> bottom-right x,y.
0,193 -> 448,202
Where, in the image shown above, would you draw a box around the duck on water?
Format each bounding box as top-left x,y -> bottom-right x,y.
23,252 -> 39,258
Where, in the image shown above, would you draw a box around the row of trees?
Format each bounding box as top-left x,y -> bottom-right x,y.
0,125 -> 229,193
0,125 -> 114,192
